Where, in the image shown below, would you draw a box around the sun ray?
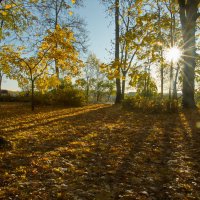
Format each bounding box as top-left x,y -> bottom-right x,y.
165,46 -> 182,63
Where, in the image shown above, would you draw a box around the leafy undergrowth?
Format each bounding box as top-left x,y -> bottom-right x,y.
1,103 -> 200,199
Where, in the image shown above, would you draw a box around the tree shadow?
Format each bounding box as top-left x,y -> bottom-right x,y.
1,107 -> 200,199
0,105 -> 112,171
0,104 -> 105,132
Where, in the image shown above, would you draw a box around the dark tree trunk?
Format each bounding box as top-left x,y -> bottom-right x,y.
157,1 -> 164,98
86,77 -> 89,103
169,61 -> 173,100
144,66 -> 147,96
160,52 -> 164,98
96,91 -> 100,102
31,80 -> 35,111
178,0 -> 199,108
55,1 -> 59,79
121,79 -> 126,100
55,60 -> 59,79
146,65 -> 151,96
169,11 -> 174,101
115,0 -> 121,104
0,72 -> 2,93
173,63 -> 180,99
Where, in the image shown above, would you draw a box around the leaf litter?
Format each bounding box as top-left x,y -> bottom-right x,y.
0,103 -> 200,199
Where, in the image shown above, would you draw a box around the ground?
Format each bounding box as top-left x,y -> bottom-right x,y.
0,103 -> 200,200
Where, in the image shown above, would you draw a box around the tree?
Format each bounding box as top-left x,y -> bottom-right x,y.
33,0 -> 87,78
0,71 -> 2,91
178,0 -> 200,108
81,54 -> 101,103
118,0 -> 143,100
129,68 -> 157,97
2,26 -> 81,111
77,53 -> 115,103
114,0 -> 122,103
0,0 -> 35,91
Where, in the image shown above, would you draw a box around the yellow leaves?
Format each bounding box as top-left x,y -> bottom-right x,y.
40,25 -> 81,77
17,46 -> 25,51
65,76 -> 72,83
55,24 -> 61,30
75,79 -> 82,85
48,75 -> 61,88
5,4 -> 12,9
0,11 -> 8,16
71,0 -> 76,4
114,69 -> 120,77
40,41 -> 49,50
68,11 -> 73,16
0,4 -> 13,16
1,25 -> 80,92
29,0 -> 39,3
36,76 -> 49,92
70,141 -> 86,146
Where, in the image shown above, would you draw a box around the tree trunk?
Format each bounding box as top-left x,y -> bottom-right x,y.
115,0 -> 121,104
182,32 -> 196,108
0,72 -> 2,93
144,65 -> 147,96
146,65 -> 151,96
169,11 -> 174,101
160,51 -> 164,97
55,1 -> 59,79
31,80 -> 35,111
122,79 -> 126,100
173,63 -> 180,99
86,77 -> 89,103
178,0 -> 199,108
169,61 -> 173,100
96,91 -> 100,102
55,59 -> 59,79
157,1 -> 164,97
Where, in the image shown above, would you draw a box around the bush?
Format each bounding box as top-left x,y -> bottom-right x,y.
122,96 -> 180,113
195,92 -> 200,107
34,87 -> 86,107
0,95 -> 16,102
0,93 -> 30,102
52,87 -> 86,107
0,87 -> 86,107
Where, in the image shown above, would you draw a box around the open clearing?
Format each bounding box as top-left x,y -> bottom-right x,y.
1,103 -> 200,199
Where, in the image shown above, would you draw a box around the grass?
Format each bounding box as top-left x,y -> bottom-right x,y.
0,102 -> 200,199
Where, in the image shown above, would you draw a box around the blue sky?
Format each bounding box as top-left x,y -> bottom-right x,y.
76,0 -> 114,61
2,0 -> 114,91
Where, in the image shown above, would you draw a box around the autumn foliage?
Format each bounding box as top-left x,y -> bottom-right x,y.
1,103 -> 200,199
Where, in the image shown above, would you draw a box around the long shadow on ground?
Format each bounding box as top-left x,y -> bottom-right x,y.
1,106 -> 200,199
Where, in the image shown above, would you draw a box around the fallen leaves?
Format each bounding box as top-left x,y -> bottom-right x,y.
0,103 -> 200,199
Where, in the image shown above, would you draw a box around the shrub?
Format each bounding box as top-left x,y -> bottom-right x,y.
0,95 -> 16,102
52,87 -> 86,107
122,96 -> 180,113
0,93 -> 30,102
34,87 -> 86,107
0,87 -> 86,107
195,92 -> 200,107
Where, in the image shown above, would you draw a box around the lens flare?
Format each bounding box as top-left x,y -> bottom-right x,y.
165,47 -> 182,62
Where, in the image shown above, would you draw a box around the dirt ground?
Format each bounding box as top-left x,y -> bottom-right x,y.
0,103 -> 200,200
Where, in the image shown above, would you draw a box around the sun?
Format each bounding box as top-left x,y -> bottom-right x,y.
165,46 -> 182,63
